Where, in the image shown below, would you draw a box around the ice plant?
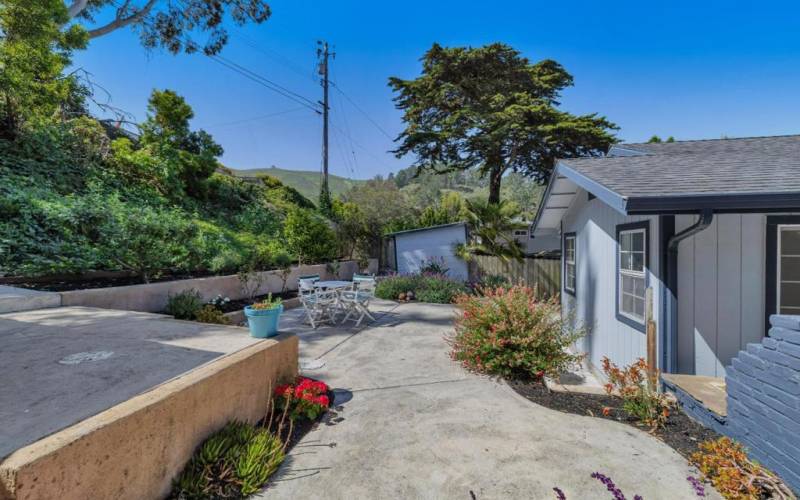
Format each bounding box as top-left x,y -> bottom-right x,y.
274,377 -> 330,421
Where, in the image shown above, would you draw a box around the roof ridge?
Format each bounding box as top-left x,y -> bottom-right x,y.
621,133 -> 800,147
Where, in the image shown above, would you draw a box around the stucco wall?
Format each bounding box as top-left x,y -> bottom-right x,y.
0,334 -> 298,500
60,261 -> 359,313
394,224 -> 468,281
726,314 -> 800,492
561,189 -> 663,371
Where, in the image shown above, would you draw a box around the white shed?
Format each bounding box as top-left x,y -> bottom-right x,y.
387,223 -> 468,281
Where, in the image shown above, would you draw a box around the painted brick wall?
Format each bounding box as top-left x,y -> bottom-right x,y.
726,315 -> 800,492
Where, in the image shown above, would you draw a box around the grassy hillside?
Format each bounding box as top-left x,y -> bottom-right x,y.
229,166 -> 365,202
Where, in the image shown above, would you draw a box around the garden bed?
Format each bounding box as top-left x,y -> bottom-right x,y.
215,290 -> 298,313
507,378 -> 721,460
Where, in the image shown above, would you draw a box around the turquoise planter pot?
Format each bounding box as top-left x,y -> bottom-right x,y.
244,304 -> 283,338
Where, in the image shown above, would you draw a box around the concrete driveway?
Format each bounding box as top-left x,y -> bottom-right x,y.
259,301 -> 713,500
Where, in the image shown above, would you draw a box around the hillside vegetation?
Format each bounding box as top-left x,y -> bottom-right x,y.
1,90 -> 334,280
229,166 -> 364,202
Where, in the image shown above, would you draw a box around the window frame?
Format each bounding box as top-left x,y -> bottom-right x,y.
513,229 -> 529,237
615,221 -> 650,332
766,216 -> 800,333
563,232 -> 577,296
777,224 -> 800,315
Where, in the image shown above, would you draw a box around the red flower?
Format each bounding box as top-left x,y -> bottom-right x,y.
316,395 -> 330,407
275,385 -> 292,398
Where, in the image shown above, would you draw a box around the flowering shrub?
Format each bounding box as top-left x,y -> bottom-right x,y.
375,273 -> 467,304
691,437 -> 795,499
208,294 -> 231,308
601,357 -> 671,431
195,305 -> 230,325
274,377 -> 331,421
449,286 -> 584,379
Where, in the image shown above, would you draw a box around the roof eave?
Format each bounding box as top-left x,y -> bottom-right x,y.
556,161 -> 629,215
626,192 -> 800,214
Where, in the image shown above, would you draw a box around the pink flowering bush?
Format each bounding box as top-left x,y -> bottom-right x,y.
274,377 -> 331,421
449,286 -> 584,379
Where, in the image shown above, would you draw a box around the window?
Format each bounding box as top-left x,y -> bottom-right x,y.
564,233 -> 576,295
778,225 -> 800,315
513,229 -> 528,237
616,221 -> 648,329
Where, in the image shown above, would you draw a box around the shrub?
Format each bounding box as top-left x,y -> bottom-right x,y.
251,293 -> 282,311
375,273 -> 467,304
601,357 -> 671,431
274,377 -> 330,421
414,275 -> 467,303
478,274 -> 512,291
195,305 -> 230,325
449,286 -> 584,379
170,421 -> 285,498
283,207 -> 338,264
691,437 -> 794,500
166,289 -> 203,320
375,274 -> 421,300
419,256 -> 449,276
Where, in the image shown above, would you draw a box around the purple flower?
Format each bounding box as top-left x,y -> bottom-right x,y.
686,476 -> 706,497
590,472 -> 641,500
553,487 -> 567,500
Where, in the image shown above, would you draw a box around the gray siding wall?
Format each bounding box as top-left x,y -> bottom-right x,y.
561,190 -> 662,371
676,214 -> 769,377
395,225 -> 468,280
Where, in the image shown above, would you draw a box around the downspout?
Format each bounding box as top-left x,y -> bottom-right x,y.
664,209 -> 714,373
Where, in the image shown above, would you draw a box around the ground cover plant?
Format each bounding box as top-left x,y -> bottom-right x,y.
691,437 -> 796,500
449,285 -> 584,379
170,377 -> 332,499
166,289 -> 204,320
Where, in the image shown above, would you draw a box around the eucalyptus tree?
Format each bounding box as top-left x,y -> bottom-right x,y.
63,0 -> 271,55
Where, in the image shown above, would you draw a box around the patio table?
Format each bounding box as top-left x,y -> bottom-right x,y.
312,281 -> 354,322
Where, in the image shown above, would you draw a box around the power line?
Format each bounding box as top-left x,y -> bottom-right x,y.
231,30 -> 317,83
202,107 -> 311,128
330,81 -> 394,141
209,55 -> 321,112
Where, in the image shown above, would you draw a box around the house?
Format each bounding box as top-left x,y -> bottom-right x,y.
385,222 -> 469,280
531,135 -> 800,378
507,222 -> 561,256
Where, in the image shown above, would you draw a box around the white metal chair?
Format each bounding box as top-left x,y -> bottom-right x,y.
340,274 -> 376,326
298,277 -> 336,328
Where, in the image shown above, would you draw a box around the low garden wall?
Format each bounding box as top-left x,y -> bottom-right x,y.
0,333 -> 298,500
60,260 -> 367,313
726,314 -> 800,492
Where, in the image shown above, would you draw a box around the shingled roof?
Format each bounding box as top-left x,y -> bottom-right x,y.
531,135 -> 800,234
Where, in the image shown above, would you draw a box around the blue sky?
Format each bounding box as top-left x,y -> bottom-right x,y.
73,0 -> 800,180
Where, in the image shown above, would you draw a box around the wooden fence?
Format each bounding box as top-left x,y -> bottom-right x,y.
470,255 -> 561,298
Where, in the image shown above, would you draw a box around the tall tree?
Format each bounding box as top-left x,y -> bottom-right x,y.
389,43 -> 618,204
0,0 -> 88,138
64,0 -> 271,55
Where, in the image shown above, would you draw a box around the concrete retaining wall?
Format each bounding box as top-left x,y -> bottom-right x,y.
726,315 -> 800,492
60,261 -> 361,313
0,333 -> 298,500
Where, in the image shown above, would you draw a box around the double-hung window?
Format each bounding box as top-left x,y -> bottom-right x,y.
777,225 -> 800,315
564,233 -> 576,295
617,222 -> 648,328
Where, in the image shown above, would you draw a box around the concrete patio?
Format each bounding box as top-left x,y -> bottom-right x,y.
259,300 -> 718,499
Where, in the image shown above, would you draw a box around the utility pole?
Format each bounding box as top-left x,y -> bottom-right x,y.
317,40 -> 334,214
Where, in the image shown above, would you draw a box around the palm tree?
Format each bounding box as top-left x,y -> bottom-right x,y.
456,199 -> 527,264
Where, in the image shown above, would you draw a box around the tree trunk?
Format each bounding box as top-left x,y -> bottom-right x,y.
487,164 -> 504,205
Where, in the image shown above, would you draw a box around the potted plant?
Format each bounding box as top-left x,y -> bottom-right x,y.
244,293 -> 283,338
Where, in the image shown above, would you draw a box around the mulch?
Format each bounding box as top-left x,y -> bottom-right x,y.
507,378 -> 721,460
8,270 -> 223,291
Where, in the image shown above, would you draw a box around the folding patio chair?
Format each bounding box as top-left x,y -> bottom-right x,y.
298,276 -> 336,328
340,274 -> 376,327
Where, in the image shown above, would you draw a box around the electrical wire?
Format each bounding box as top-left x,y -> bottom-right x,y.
330,81 -> 394,141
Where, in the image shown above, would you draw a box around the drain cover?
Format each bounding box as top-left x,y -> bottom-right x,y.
299,358 -> 326,371
59,351 -> 115,365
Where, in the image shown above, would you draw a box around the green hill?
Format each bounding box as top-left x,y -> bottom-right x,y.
229,166 -> 364,202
